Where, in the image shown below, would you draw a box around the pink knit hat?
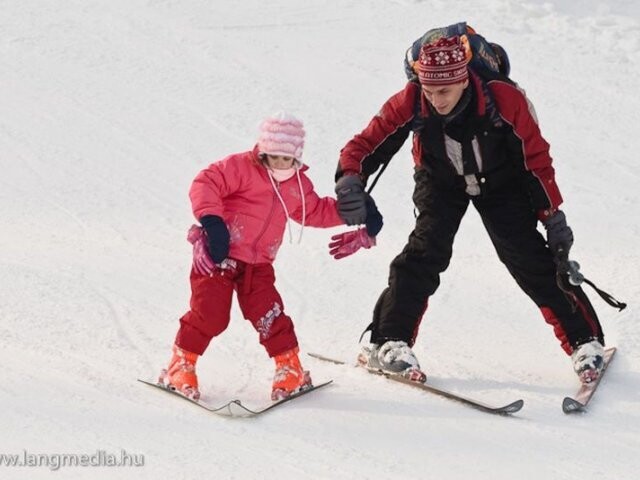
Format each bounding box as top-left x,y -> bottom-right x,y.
416,35 -> 470,86
257,112 -> 305,160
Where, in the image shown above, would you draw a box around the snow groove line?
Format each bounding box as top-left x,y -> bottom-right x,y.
85,282 -> 155,372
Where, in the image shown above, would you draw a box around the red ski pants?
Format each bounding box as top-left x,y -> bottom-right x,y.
175,261 -> 298,357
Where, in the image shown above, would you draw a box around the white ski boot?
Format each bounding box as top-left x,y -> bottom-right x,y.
358,340 -> 427,383
571,339 -> 605,384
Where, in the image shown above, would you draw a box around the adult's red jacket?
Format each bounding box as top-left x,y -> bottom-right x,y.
336,72 -> 562,220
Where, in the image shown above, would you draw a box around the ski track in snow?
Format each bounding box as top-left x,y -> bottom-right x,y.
1,0 -> 639,479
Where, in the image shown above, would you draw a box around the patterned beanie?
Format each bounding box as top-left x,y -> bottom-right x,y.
257,112 -> 305,160
416,35 -> 470,86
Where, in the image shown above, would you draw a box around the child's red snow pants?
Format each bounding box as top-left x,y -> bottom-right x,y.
175,261 -> 298,357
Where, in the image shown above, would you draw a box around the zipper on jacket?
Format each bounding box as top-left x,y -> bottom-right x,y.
250,189 -> 278,263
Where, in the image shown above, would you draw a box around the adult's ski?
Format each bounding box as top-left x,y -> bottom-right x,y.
138,378 -> 333,417
308,352 -> 523,415
562,347 -> 616,414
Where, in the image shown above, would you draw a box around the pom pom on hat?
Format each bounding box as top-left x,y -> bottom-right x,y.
416,35 -> 470,86
257,112 -> 305,160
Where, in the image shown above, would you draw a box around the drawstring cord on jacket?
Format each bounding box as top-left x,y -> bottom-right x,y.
294,167 -> 306,243
266,165 -> 306,244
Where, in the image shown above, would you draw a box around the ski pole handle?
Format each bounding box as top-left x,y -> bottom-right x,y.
555,243 -> 584,286
566,260 -> 584,286
555,243 -> 569,263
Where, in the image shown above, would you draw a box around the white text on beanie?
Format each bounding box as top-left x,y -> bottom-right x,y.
416,35 -> 470,86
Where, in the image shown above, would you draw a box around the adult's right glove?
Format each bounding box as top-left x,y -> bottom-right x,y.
542,210 -> 574,259
199,215 -> 230,263
335,174 -> 367,225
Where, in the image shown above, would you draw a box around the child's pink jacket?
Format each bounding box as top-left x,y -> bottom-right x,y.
190,146 -> 343,264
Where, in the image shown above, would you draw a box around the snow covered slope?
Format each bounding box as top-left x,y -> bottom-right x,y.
1,1 -> 639,479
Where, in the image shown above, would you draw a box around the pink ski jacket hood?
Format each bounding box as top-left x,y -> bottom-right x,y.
190,146 -> 343,264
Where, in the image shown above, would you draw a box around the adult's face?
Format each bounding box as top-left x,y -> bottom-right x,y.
421,79 -> 469,115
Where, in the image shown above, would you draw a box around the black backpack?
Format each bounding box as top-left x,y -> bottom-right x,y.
365,23 -> 511,194
404,22 -> 511,82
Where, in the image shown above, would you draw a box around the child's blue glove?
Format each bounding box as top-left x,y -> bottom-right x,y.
199,215 -> 230,263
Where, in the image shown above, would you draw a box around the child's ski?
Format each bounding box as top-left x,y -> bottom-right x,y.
138,378 -> 332,417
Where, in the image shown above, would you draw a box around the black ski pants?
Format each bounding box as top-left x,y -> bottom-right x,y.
370,170 -> 604,354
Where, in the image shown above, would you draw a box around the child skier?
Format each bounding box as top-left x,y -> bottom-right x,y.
160,112 -> 381,401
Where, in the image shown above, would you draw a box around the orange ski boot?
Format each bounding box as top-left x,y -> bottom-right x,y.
271,347 -> 312,401
158,344 -> 201,400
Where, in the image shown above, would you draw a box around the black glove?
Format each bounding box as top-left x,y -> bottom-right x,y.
364,194 -> 383,237
199,215 -> 230,263
335,175 -> 367,225
542,210 -> 574,258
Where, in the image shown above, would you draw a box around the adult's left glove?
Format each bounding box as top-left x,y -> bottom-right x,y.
542,210 -> 574,259
335,174 -> 367,225
200,215 -> 230,263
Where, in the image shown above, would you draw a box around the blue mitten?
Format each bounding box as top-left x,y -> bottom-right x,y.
364,194 -> 383,237
199,215 -> 230,263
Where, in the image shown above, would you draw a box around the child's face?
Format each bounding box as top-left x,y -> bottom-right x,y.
265,154 -> 296,170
